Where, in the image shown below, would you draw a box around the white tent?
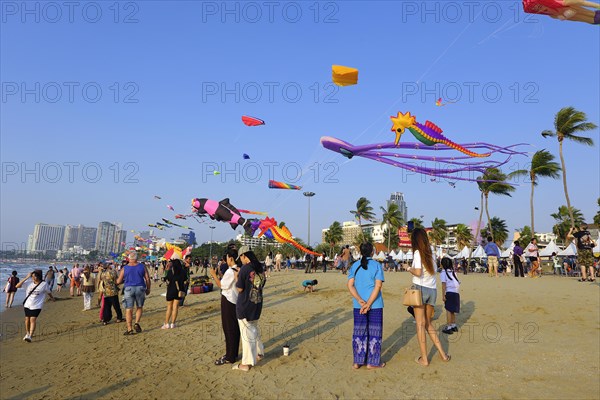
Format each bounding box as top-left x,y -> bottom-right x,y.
539,240 -> 561,257
501,243 -> 514,258
472,245 -> 486,258
404,249 -> 413,260
394,250 -> 405,261
452,246 -> 471,259
558,242 -> 577,256
375,251 -> 386,261
389,250 -> 397,257
594,243 -> 600,255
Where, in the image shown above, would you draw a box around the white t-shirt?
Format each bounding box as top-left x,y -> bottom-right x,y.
440,269 -> 460,293
24,281 -> 51,310
527,243 -> 538,257
220,267 -> 238,305
412,250 -> 437,289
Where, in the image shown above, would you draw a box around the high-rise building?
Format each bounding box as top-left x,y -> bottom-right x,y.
78,226 -> 97,250
95,222 -> 125,255
388,192 -> 408,224
62,225 -> 80,251
31,223 -> 65,251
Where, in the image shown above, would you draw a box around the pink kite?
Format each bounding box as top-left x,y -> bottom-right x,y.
522,0 -> 600,24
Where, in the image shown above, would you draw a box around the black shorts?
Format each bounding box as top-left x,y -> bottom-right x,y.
529,256 -> 538,262
444,292 -> 460,314
166,288 -> 181,302
24,308 -> 42,318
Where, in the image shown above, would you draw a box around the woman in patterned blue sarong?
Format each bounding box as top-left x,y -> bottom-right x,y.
347,242 -> 385,369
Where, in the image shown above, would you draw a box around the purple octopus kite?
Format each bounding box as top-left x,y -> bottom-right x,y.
321,111 -> 528,183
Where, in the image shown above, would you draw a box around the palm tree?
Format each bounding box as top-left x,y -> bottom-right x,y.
509,150 -> 561,236
594,198 -> 600,226
409,217 -> 424,230
454,224 -> 473,249
353,231 -> 374,249
542,107 -> 597,229
481,217 -> 509,246
517,226 -> 533,249
350,197 -> 375,233
428,218 -> 447,246
551,205 -> 585,245
380,202 -> 404,251
324,221 -> 343,257
382,228 -> 400,251
477,168 -> 515,242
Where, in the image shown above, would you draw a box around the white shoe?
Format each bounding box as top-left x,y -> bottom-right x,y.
169,323 -> 176,329
24,334 -> 32,342
161,324 -> 169,330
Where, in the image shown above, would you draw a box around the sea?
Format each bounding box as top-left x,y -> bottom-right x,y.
0,261 -> 71,313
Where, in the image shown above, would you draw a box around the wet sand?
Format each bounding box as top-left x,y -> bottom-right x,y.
0,271 -> 598,399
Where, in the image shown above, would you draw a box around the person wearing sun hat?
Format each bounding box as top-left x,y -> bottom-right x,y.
232,246 -> 266,372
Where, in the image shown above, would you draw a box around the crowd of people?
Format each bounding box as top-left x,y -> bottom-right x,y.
3,222 -> 597,375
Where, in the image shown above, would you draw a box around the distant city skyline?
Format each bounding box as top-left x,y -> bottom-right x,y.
27,221 -> 127,255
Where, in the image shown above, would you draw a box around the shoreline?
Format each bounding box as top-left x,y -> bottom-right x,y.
1,271 -> 598,399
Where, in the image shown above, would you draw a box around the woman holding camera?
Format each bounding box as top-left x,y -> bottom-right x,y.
15,270 -> 55,342
210,248 -> 241,365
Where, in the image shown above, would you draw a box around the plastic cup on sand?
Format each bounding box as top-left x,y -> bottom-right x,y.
283,345 -> 290,356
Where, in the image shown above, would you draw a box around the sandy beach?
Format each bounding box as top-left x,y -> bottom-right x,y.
0,270 -> 598,400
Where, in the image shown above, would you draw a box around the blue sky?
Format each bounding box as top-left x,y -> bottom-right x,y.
1,1 -> 599,249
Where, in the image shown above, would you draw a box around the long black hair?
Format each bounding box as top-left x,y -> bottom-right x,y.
359,242 -> 374,270
441,257 -> 459,283
243,250 -> 264,274
224,248 -> 241,268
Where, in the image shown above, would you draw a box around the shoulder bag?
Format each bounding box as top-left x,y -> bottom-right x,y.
403,260 -> 424,307
22,282 -> 43,306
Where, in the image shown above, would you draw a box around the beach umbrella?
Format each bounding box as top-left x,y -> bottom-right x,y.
539,240 -> 561,257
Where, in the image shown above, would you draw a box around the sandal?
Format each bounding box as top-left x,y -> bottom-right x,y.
232,363 -> 250,372
214,356 -> 231,366
367,363 -> 386,369
123,330 -> 135,336
134,323 -> 142,333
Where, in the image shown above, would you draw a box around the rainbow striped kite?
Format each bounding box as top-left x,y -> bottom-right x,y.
268,180 -> 302,190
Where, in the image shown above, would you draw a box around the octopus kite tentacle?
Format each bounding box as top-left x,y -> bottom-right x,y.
320,136 -> 529,183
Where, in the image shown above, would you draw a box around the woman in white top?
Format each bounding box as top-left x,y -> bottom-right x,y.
527,238 -> 540,278
15,269 -> 55,342
406,228 -> 450,366
265,252 -> 273,277
210,248 -> 240,365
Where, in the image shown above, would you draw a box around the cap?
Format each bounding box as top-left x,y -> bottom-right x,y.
236,245 -> 251,261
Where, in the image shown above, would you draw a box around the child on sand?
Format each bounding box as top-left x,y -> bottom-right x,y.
302,279 -> 318,293
440,257 -> 460,335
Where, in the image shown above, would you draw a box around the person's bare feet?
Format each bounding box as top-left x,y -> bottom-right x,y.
367,363 -> 386,369
414,356 -> 429,366
440,354 -> 451,362
352,363 -> 361,369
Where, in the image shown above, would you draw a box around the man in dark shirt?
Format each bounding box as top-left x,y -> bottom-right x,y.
568,224 -> 597,282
